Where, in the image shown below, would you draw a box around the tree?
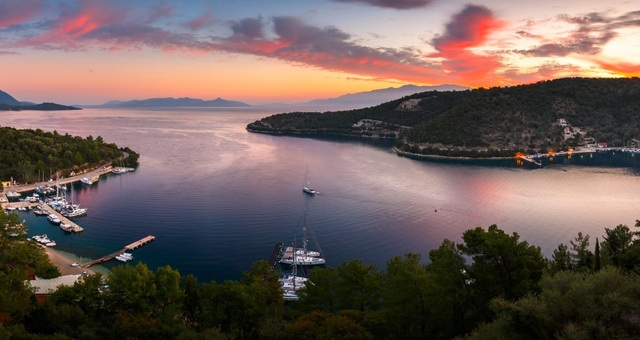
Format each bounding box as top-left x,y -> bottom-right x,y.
107,262 -> 157,313
550,243 -> 572,272
458,225 -> 545,324
299,267 -> 340,313
381,253 -> 430,338
602,224 -> 635,266
569,232 -> 593,270
336,259 -> 382,312
427,239 -> 470,338
594,238 -> 601,271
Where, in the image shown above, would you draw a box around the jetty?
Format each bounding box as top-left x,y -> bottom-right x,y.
268,242 -> 284,269
80,235 -> 155,268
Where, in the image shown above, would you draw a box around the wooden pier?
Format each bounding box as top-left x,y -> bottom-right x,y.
268,242 -> 284,270
80,235 -> 156,268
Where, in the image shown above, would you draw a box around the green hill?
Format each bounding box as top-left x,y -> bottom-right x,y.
247,77 -> 640,158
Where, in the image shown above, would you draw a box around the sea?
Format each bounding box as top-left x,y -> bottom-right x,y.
2,107 -> 640,283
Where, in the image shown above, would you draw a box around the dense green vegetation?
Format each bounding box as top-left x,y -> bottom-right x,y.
2,208 -> 640,338
247,77 -> 640,158
0,126 -> 139,189
0,103 -> 81,111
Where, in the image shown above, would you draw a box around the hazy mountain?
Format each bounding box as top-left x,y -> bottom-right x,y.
99,97 -> 251,108
0,89 -> 76,110
303,84 -> 468,108
0,89 -> 22,106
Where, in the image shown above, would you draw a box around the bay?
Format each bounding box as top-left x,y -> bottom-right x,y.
3,107 -> 640,283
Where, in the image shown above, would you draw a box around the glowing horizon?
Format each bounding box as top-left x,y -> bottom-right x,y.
0,0 -> 638,105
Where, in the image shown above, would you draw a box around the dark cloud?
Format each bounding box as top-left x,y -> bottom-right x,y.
331,0 -> 435,9
229,17 -> 265,40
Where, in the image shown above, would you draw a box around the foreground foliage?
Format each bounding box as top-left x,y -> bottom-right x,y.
2,208 -> 640,338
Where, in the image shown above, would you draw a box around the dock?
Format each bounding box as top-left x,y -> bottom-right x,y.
80,235 -> 156,268
268,242 -> 284,269
39,203 -> 84,233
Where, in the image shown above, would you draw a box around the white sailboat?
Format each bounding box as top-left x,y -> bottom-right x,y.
280,210 -> 325,266
302,166 -> 319,195
280,239 -> 308,301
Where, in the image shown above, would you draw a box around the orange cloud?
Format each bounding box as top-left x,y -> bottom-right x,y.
595,60 -> 640,77
430,4 -> 506,84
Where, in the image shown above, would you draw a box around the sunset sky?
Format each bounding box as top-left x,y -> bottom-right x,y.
1,0 -> 639,105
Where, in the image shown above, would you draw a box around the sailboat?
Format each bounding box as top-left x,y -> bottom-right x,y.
280,238 -> 308,301
302,166 -> 319,195
280,210 -> 325,266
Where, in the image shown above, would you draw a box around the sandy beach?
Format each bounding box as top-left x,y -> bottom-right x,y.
41,245 -> 104,276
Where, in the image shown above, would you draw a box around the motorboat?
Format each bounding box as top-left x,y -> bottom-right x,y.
60,222 -> 74,232
115,254 -> 133,262
5,190 -> 21,198
70,263 -> 79,267
62,205 -> 87,218
80,177 -> 93,185
47,213 -> 61,224
46,241 -> 57,247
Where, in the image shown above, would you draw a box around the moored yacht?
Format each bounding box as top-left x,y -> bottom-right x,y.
47,213 -> 61,225
80,177 -> 93,185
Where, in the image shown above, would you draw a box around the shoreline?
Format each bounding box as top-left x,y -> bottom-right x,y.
41,245 -> 110,277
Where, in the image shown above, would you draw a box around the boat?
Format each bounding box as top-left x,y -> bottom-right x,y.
302,166 -> 319,195
46,241 -> 57,247
279,210 -> 325,266
80,177 -> 93,185
279,239 -> 308,301
112,167 -> 128,174
5,190 -> 21,198
70,263 -> 79,267
60,222 -> 74,232
61,188 -> 88,218
47,213 -> 61,225
115,254 -> 133,262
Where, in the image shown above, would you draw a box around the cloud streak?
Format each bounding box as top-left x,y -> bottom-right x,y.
516,10 -> 640,58
331,0 -> 435,9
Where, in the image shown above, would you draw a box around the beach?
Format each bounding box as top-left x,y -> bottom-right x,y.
41,245 -> 107,277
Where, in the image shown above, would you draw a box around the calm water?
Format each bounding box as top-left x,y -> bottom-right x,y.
3,108 -> 640,283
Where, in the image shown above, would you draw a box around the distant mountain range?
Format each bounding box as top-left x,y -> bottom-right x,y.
0,89 -> 79,111
96,97 -> 251,108
302,84 -> 469,108
2,84 -> 468,111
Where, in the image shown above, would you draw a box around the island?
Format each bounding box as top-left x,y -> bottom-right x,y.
247,77 -> 640,159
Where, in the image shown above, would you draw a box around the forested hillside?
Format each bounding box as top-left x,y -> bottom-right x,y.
2,211 -> 640,339
0,127 -> 139,186
247,78 -> 640,158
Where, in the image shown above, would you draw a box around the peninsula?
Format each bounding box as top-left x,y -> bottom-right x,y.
247,77 -> 640,159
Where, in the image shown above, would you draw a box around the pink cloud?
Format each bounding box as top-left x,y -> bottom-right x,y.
430,5 -> 506,84
0,0 -> 44,27
10,1 -> 124,50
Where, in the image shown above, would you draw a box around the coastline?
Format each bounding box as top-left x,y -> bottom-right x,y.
41,245 -> 110,277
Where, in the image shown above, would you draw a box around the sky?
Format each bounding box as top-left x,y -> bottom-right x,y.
0,0 -> 639,105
